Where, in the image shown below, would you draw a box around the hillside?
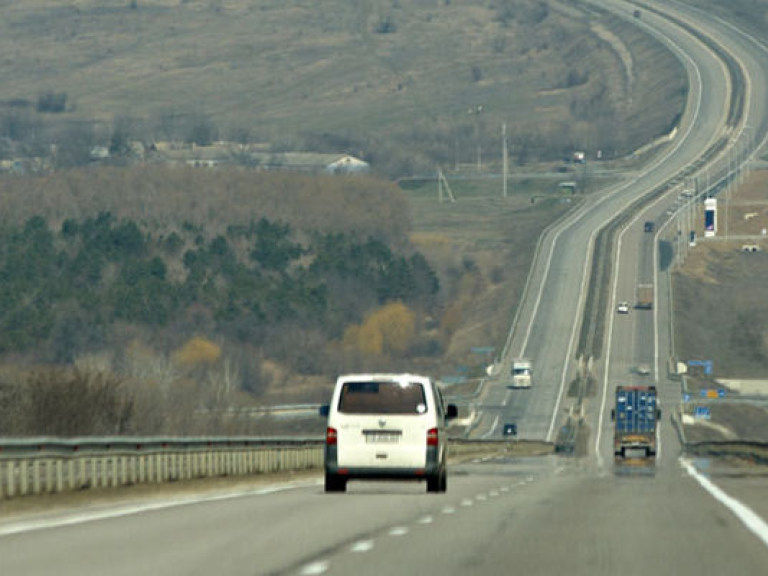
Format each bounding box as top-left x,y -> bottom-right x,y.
0,0 -> 691,435
0,166 -> 573,436
0,0 -> 685,176
673,171 -> 768,379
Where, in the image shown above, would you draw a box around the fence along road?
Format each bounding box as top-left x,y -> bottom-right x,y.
0,436 -> 528,500
0,437 -> 323,500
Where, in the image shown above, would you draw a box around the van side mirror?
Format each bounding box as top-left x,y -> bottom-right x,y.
446,404 -> 458,420
319,405 -> 330,417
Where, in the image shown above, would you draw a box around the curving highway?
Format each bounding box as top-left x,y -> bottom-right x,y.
3,2 -> 768,574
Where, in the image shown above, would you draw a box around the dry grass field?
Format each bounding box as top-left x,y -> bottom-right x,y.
673,170 -> 768,445
673,170 -> 768,379
0,0 -> 686,175
405,176 -> 576,375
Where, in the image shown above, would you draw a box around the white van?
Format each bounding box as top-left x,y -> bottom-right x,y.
322,373 -> 458,493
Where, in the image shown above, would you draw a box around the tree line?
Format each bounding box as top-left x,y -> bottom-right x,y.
0,212 -> 440,367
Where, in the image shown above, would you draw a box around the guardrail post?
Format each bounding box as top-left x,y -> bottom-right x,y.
6,461 -> 16,498
77,459 -> 85,489
139,455 -> 145,484
129,455 -> 136,485
111,457 -> 118,488
33,460 -> 41,495
44,459 -> 53,493
20,460 -> 29,495
67,460 -> 75,491
156,454 -> 163,483
55,459 -> 63,493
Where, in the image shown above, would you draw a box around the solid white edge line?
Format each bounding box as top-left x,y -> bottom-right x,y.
0,479 -> 321,537
682,459 -> 768,549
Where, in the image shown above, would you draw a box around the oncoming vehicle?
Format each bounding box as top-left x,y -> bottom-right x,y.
617,301 -> 630,314
636,364 -> 651,376
322,373 -> 458,493
511,359 -> 533,388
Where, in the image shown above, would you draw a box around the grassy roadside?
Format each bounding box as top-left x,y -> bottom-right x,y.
673,170 -> 768,445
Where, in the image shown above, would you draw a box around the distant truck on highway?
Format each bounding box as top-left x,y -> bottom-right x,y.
511,359 -> 533,388
635,284 -> 653,309
611,386 -> 660,461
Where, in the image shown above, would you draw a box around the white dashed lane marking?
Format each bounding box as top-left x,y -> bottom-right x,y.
350,540 -> 374,553
300,560 -> 329,575
299,481 -> 532,575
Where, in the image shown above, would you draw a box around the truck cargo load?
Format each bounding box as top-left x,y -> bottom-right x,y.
635,284 -> 653,309
611,386 -> 660,462
511,359 -> 533,388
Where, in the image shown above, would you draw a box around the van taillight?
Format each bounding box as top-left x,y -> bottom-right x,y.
326,427 -> 338,445
427,428 -> 439,446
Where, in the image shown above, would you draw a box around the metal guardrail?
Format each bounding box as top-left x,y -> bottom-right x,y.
0,436 -> 531,501
0,436 -> 324,500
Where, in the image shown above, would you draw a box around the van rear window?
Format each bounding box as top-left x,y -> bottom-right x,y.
338,381 -> 427,414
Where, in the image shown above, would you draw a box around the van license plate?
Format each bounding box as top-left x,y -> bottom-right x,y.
365,433 -> 400,444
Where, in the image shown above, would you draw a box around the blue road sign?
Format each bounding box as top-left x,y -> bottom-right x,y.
471,346 -> 495,355
688,360 -> 713,375
693,406 -> 711,420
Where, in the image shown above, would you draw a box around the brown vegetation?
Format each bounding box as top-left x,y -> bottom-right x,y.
673,170 -> 768,378
0,166 -> 410,245
0,1 -> 685,176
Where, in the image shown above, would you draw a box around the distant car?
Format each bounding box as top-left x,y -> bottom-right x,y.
636,364 -> 651,376
503,423 -> 517,437
644,221 -> 655,233
617,301 -> 630,314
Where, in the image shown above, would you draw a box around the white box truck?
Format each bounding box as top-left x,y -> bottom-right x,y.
511,359 -> 533,388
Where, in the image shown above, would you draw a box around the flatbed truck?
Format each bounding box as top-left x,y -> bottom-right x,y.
635,284 -> 653,309
611,385 -> 660,461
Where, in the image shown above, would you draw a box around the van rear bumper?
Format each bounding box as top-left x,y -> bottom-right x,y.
325,445 -> 441,478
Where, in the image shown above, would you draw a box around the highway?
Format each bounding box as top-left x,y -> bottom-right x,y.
4,1 -> 768,574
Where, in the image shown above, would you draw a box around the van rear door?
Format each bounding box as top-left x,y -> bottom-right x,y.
334,379 -> 431,469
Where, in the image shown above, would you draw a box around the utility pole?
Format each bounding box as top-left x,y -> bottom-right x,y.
437,169 -> 456,203
502,123 -> 508,198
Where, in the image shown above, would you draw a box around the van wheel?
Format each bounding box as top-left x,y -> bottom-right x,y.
427,467 -> 446,493
427,473 -> 440,493
325,473 -> 346,493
